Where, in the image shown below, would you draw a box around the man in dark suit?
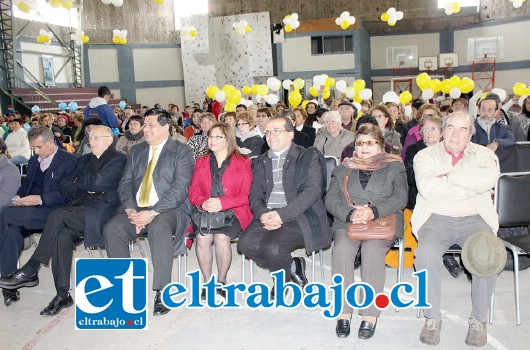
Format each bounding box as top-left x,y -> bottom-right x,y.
238,115 -> 332,297
103,108 -> 194,316
0,126 -> 127,316
0,126 -> 77,306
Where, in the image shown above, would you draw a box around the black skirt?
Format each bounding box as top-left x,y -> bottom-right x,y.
206,217 -> 243,240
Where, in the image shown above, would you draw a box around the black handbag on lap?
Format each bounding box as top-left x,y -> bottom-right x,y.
191,206 -> 235,235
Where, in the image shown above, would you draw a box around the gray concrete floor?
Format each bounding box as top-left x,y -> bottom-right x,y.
1,238 -> 529,350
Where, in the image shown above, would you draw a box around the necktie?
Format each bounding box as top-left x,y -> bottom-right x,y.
139,146 -> 159,207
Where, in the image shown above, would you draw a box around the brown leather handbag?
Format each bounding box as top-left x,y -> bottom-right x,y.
342,168 -> 396,241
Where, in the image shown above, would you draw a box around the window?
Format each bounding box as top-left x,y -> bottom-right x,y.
311,35 -> 353,55
174,0 -> 208,30
13,0 -> 79,29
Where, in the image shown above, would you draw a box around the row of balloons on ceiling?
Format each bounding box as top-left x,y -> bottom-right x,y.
31,100 -> 129,114
15,0 -> 167,13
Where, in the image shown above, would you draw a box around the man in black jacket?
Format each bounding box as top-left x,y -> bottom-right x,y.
238,115 -> 331,297
0,126 -> 127,316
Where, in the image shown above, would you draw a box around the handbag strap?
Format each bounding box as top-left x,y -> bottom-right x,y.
343,168 -> 354,208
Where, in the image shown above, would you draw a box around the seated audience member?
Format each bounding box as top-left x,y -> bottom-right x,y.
329,98 -> 341,111
488,92 -> 526,142
237,115 -> 332,297
439,105 -> 454,121
253,107 -> 272,138
236,104 -> 247,113
314,111 -> 355,159
278,109 -> 312,149
304,100 -> 320,126
472,94 -> 516,150
223,112 -> 237,129
235,112 -> 264,157
55,115 -> 72,142
401,104 -> 441,160
77,117 -> 118,156
189,123 -> 252,300
293,107 -> 316,145
413,111 -> 500,347
121,106 -> 135,132
189,113 -> 216,159
116,114 -> 145,154
372,104 -> 402,155
71,115 -> 85,149
0,126 -> 126,316
340,115 -> 393,162
5,118 -> 30,165
183,108 -> 202,140
327,124 -> 406,340
452,97 -> 469,112
338,100 -> 358,132
385,102 -> 407,144
274,102 -> 286,115
0,139 -> 20,215
520,95 -> 530,141
0,126 -> 77,306
104,108 -> 194,317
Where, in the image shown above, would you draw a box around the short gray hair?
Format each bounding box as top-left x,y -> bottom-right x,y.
442,111 -> 476,135
323,111 -> 341,123
28,125 -> 54,142
91,125 -> 113,137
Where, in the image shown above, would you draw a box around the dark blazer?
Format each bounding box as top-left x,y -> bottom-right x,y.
472,119 -> 516,149
60,148 -> 127,246
236,135 -> 264,157
404,140 -> 426,210
300,125 -> 316,146
325,161 -> 407,238
250,144 -> 332,253
18,149 -> 78,209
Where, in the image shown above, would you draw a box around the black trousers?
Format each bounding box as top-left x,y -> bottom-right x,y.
32,206 -> 85,291
103,210 -> 179,290
237,220 -> 305,282
0,206 -> 53,276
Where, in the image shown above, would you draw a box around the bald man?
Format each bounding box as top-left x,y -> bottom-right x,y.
0,126 -> 127,316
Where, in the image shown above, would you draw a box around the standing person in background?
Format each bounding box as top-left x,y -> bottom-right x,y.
83,86 -> 118,128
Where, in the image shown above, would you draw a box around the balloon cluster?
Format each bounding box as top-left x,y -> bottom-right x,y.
382,91 -> 414,105
309,74 -> 334,100
416,73 -> 474,100
58,102 -> 78,112
49,0 -> 74,9
380,7 -> 403,27
513,82 -> 530,96
282,13 -> 300,33
509,0 -> 527,8
101,0 -> 123,7
206,85 -> 244,112
14,0 -> 37,13
444,1 -> 461,15
181,25 -> 197,41
233,20 -> 252,36
112,29 -> 127,45
335,11 -> 356,30
37,29 -> 53,45
71,30 -> 89,45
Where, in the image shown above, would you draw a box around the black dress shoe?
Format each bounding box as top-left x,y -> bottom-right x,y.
291,257 -> 308,288
153,291 -> 170,316
336,319 -> 351,338
216,283 -> 226,301
40,294 -> 74,316
354,250 -> 362,270
269,286 -> 290,301
358,320 -> 377,339
200,287 -> 206,301
0,269 -> 39,289
443,256 -> 462,278
3,288 -> 20,307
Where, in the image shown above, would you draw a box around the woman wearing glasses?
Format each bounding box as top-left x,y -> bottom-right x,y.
235,111 -> 264,157
401,104 -> 441,160
188,122 -> 253,301
326,124 -> 407,341
115,115 -> 145,155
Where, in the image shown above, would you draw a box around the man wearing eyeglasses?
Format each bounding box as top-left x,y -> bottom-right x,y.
0,126 -> 77,307
0,126 -> 127,316
238,115 -> 331,298
103,108 -> 194,316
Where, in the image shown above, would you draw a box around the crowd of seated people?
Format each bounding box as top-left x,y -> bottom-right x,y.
0,86 -> 527,348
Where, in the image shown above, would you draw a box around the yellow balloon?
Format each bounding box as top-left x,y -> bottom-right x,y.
353,79 -> 366,92
37,36 -> 44,44
224,103 -> 236,112
242,85 -> 252,95
120,38 -> 127,45
293,78 -> 305,90
285,24 -> 292,33
430,79 -> 441,93
399,91 -> 412,104
309,86 -> 319,97
227,89 -> 242,104
459,78 -> 474,94
81,35 -> 90,44
222,85 -> 235,94
323,90 -> 331,99
50,0 -> 61,8
190,30 -> 197,37
513,82 -> 527,96
43,35 -> 50,43
301,100 -> 309,109
154,0 -> 165,4
353,94 -> 362,103
440,80 -> 453,94
17,2 -> 31,13
341,21 -> 349,30
324,77 -> 335,88
381,13 -> 390,22
449,75 -> 461,86
453,2 -> 461,13
257,84 -> 269,96
206,85 -> 220,99
416,73 -> 431,91
526,87 -> 530,96
245,25 -> 251,33
62,1 -> 73,9
112,36 -> 120,44
251,85 -> 259,95
288,90 -> 302,108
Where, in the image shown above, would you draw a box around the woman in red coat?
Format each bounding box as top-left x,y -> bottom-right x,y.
189,122 -> 252,300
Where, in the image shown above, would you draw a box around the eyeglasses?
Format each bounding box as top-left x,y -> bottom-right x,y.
264,129 -> 289,137
256,114 -> 269,118
207,135 -> 226,140
354,141 -> 379,146
88,135 -> 112,142
236,122 -> 248,127
422,113 -> 436,118
422,127 -> 440,133
324,120 -> 339,125
29,143 -> 46,151
372,114 -> 386,119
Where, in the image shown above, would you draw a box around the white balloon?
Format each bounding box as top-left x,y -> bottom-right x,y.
264,94 -> 279,105
341,11 -> 350,18
102,0 -> 112,4
335,17 -> 342,25
255,94 -> 263,103
491,88 -> 507,102
292,21 -> 300,29
353,102 -> 362,114
445,8 -> 453,15
396,11 -> 404,20
421,89 -> 434,101
388,7 -> 396,14
335,80 -> 347,93
449,87 -> 462,99
239,98 -> 247,105
345,88 -> 355,99
112,0 -> 123,7
267,77 -> 281,92
382,91 -> 399,104
359,88 -> 372,101
291,13 -> 298,21
404,105 -> 412,117
244,100 -> 253,108
313,84 -> 321,91
513,0 -> 523,8
215,91 -> 226,103
282,80 -> 292,90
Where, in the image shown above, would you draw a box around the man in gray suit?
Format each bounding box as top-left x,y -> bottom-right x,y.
104,108 -> 194,316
